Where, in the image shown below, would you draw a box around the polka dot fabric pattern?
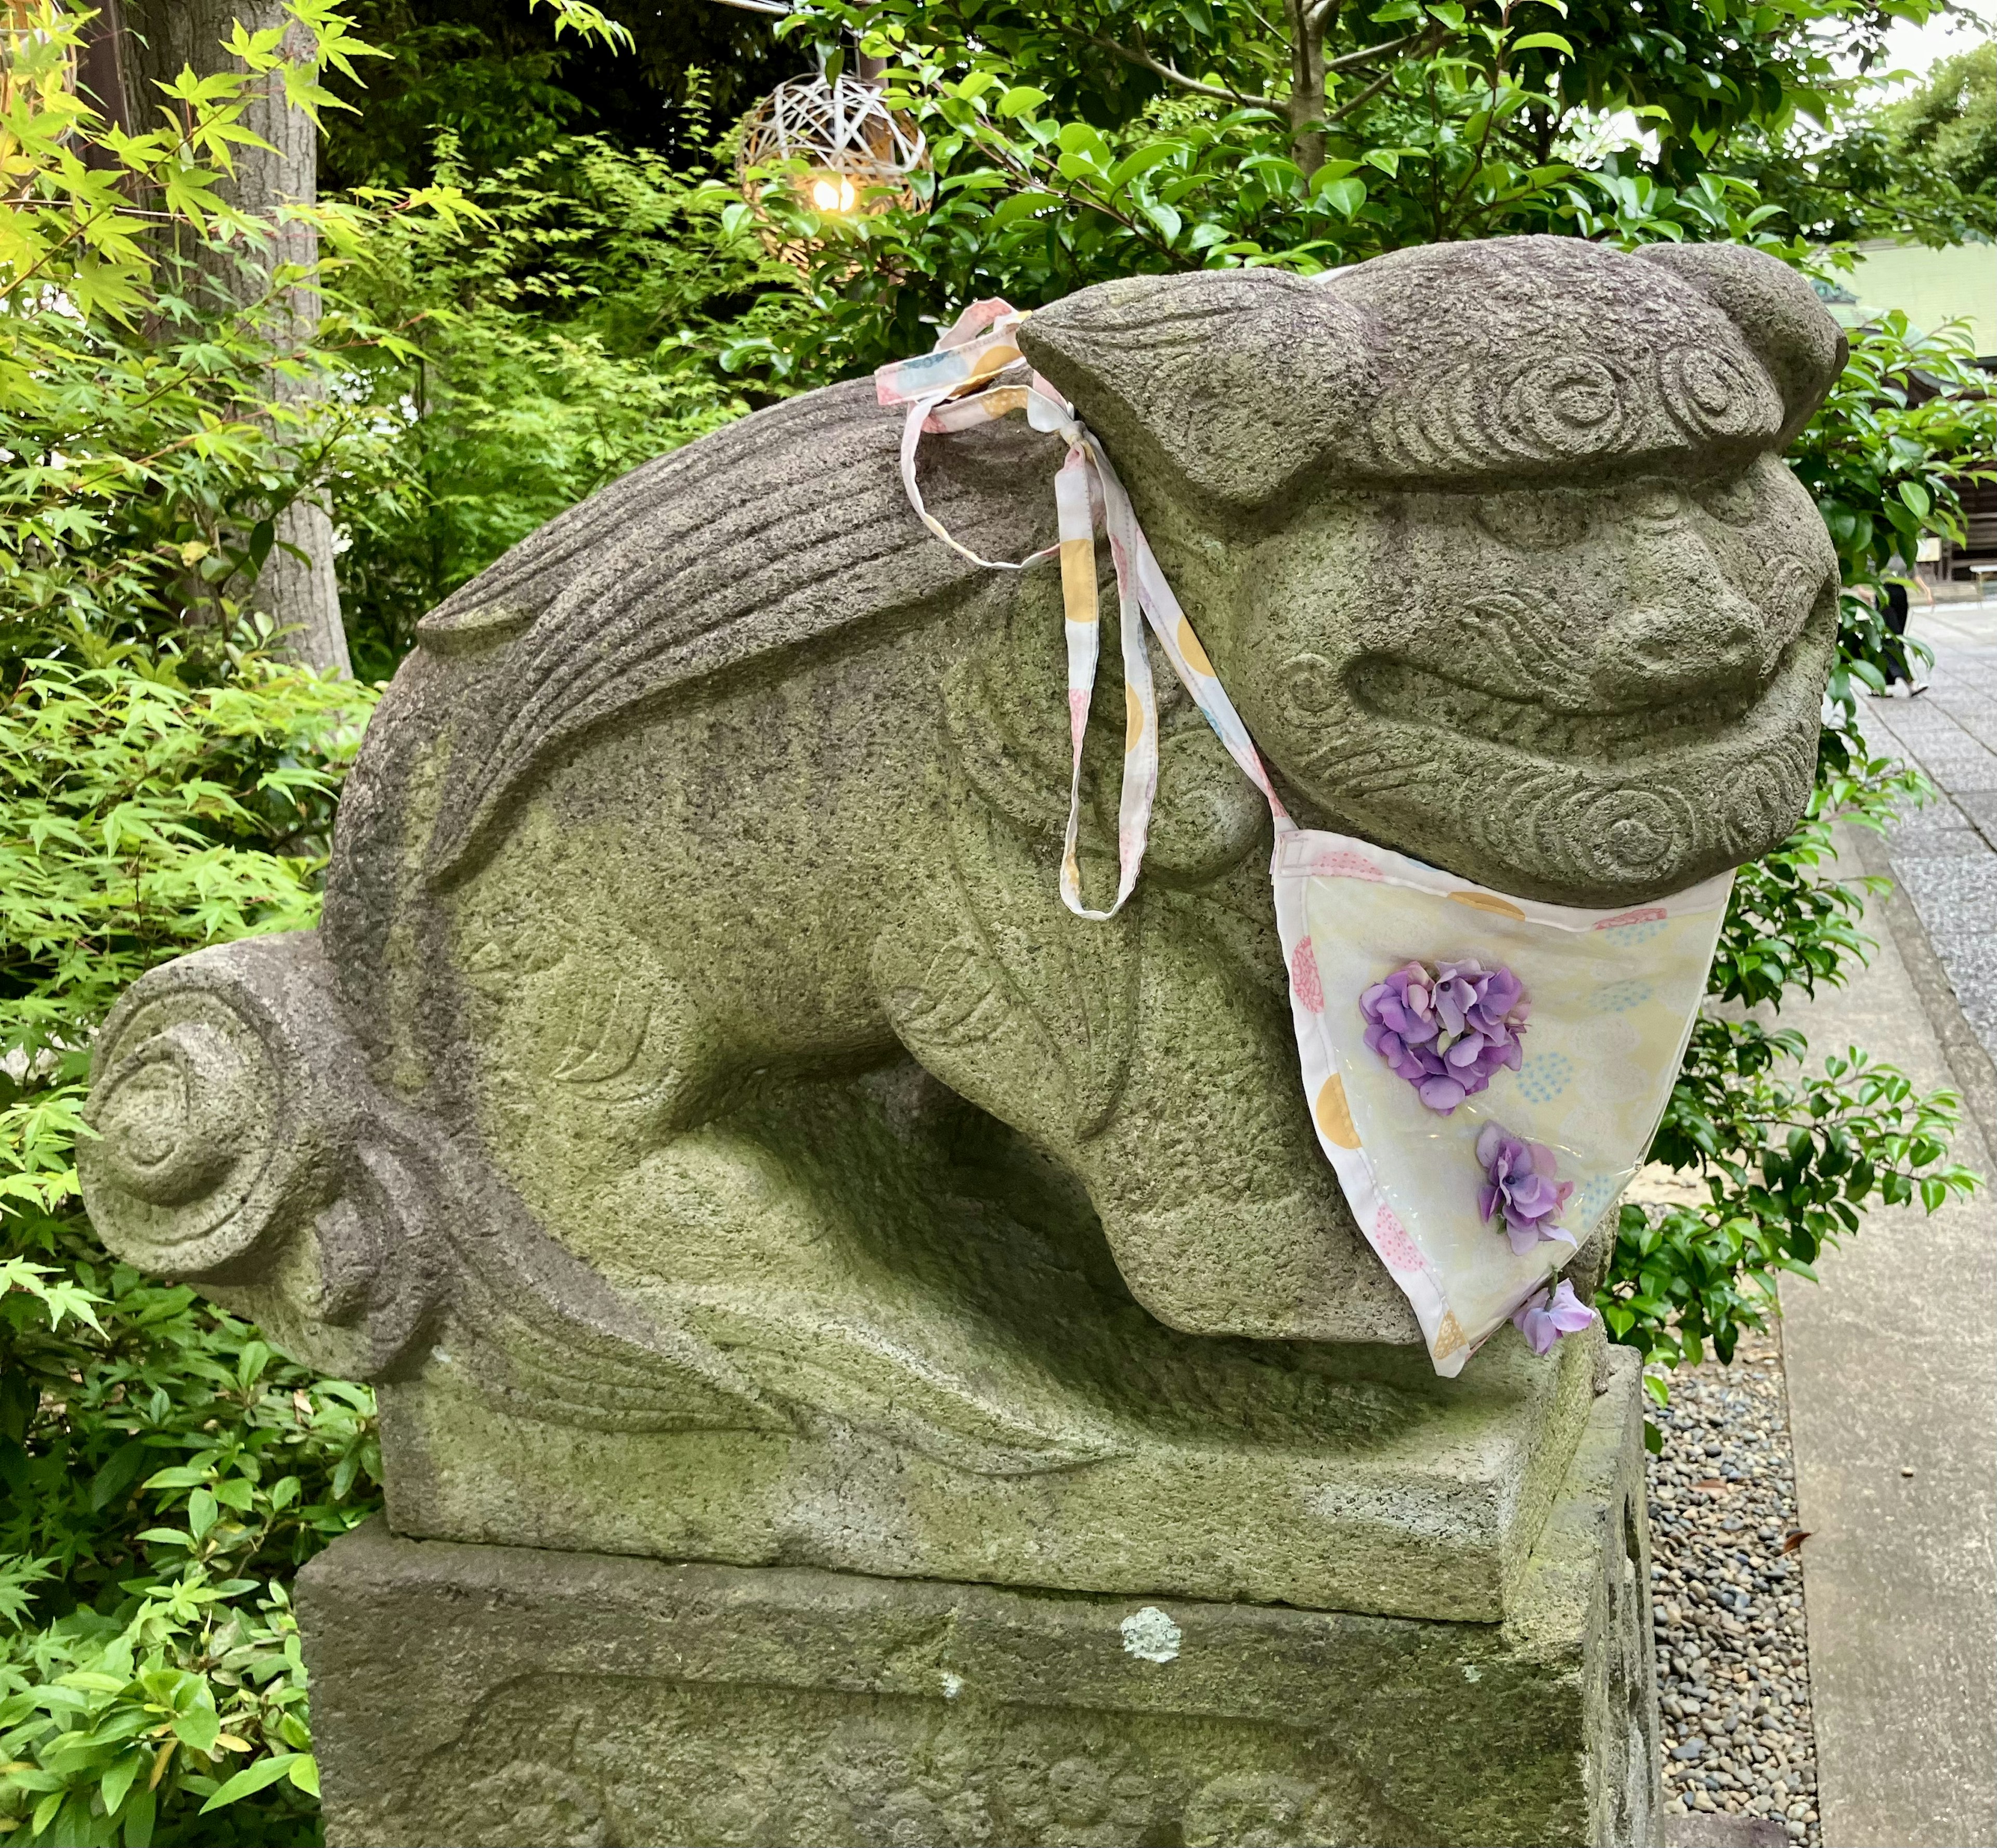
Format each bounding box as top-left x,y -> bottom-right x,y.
1598,916 -> 1672,948
1515,1049 -> 1576,1104
1594,978 -> 1657,1014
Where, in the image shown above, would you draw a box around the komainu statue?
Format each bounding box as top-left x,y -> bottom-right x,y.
81,241 -> 1842,1847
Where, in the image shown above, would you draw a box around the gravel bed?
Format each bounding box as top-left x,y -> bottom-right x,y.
1646,1325 -> 1821,1845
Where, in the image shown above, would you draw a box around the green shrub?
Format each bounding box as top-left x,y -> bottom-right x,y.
1594,315 -> 1995,1394
0,644 -> 380,1845
1791,313 -> 1997,746
1598,756 -> 1979,1385
328,122 -> 807,667
0,7 -> 398,1832
0,1255 -> 372,1847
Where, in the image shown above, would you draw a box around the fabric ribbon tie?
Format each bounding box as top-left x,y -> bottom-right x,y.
875,298 -> 1291,920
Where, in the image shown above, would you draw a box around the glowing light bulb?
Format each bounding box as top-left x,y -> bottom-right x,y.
810,177 -> 840,210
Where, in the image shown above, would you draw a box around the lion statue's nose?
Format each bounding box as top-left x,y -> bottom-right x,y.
1592,590 -> 1765,707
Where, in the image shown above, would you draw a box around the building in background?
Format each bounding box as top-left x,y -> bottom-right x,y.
1820,238 -> 1996,596
1837,238 -> 1996,361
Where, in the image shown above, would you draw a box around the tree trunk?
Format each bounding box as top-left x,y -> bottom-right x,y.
76,0 -> 135,166
124,0 -> 352,675
1286,0 -> 1327,178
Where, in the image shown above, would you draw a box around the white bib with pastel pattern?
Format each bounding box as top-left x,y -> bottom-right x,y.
1272,832 -> 1728,1373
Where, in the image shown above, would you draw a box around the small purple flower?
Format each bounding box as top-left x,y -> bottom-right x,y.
1511,1278 -> 1598,1355
1475,1122 -> 1575,1253
1359,957 -> 1529,1114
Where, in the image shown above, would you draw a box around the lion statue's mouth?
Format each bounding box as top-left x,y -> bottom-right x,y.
1277,598 -> 1835,904
1346,653 -> 1768,762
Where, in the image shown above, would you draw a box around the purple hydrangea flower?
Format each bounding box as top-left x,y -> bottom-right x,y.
1475,1122 -> 1575,1253
1511,1278 -> 1598,1355
1359,958 -> 1530,1114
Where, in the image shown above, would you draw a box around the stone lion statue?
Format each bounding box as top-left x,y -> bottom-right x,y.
80,236 -> 1842,1484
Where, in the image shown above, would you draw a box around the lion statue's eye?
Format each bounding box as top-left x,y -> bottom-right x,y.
1471,490 -> 1590,552
1696,473 -> 1760,526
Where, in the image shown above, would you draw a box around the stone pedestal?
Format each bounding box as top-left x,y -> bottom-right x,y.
375,1288 -> 1602,1623
300,1351 -> 1660,1848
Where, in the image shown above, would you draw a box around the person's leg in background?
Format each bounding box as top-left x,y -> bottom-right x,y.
1882,577 -> 1921,696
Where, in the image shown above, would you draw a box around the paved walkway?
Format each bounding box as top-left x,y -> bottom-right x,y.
1774,598 -> 1997,1848
1856,599 -> 1997,1139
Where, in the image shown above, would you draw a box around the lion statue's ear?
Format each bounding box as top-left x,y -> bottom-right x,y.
1016,270 -> 1377,514
1633,244 -> 1848,447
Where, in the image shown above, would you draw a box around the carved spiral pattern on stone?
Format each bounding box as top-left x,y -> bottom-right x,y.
80,972 -> 332,1278
1760,556 -> 1826,654
1361,339 -> 1786,480
1458,772 -> 1705,891
1658,346 -> 1780,444
1449,742 -> 1810,896
1367,356 -> 1638,477
1281,652 -> 1344,720
1500,355 -> 1627,454
1714,749 -> 1810,866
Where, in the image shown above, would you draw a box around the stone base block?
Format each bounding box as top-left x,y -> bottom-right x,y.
378,1317 -> 1598,1623
300,1352 -> 1661,1848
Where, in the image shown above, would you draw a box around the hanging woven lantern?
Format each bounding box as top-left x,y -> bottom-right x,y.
736,70 -> 928,230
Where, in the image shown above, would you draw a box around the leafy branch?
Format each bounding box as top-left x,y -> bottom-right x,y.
1600,760 -> 1980,1399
